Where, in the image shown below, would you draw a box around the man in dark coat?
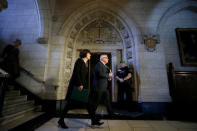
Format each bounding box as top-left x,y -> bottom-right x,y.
0,39 -> 21,82
89,54 -> 114,126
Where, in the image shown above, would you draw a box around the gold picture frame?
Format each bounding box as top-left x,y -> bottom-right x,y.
176,28 -> 197,66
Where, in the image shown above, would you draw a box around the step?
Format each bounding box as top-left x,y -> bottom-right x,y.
0,112 -> 45,131
3,101 -> 34,110
2,103 -> 35,116
4,95 -> 26,101
7,85 -> 15,90
5,91 -> 20,97
0,106 -> 40,126
3,95 -> 27,105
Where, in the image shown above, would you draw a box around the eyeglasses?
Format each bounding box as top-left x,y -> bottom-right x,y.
103,57 -> 109,59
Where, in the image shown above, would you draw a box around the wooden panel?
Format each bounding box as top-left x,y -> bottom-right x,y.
167,63 -> 197,102
174,72 -> 197,102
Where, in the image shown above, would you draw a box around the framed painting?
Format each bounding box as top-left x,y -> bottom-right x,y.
176,28 -> 197,66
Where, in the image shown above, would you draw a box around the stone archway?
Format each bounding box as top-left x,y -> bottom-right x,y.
156,0 -> 197,34
58,1 -> 142,102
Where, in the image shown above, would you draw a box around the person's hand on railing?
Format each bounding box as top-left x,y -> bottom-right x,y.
0,68 -> 9,78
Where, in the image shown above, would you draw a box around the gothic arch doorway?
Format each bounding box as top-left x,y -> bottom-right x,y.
59,8 -> 140,102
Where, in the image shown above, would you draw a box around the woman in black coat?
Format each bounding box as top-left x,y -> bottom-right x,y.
58,49 -> 91,128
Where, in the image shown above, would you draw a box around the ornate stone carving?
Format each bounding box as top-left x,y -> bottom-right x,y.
78,19 -> 122,45
126,48 -> 132,58
127,59 -> 133,66
65,69 -> 71,73
122,30 -> 129,39
70,31 -> 77,39
69,11 -> 132,47
100,14 -> 108,21
65,62 -> 71,69
125,39 -> 131,48
82,16 -> 89,24
116,19 -> 125,31
67,42 -> 73,49
144,35 -> 158,52
64,77 -> 70,86
108,15 -> 115,24
90,12 -> 97,19
67,51 -> 72,58
75,23 -> 82,31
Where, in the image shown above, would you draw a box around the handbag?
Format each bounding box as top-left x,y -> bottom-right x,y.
70,86 -> 89,103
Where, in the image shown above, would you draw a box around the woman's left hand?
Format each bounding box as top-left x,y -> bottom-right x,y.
78,85 -> 83,91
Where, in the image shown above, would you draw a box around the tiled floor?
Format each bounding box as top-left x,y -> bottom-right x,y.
35,118 -> 197,131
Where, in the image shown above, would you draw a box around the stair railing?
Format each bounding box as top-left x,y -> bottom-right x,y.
20,67 -> 58,90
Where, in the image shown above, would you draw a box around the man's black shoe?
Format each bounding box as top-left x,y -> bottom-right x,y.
95,118 -> 101,122
58,119 -> 68,129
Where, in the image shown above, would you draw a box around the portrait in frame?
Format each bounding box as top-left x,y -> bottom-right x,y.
176,28 -> 197,66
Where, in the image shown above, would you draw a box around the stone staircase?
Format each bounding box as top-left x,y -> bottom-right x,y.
0,86 -> 44,131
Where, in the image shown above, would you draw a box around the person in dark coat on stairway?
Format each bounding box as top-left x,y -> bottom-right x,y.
0,39 -> 22,82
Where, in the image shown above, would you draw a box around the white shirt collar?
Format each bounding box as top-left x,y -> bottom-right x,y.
100,60 -> 106,65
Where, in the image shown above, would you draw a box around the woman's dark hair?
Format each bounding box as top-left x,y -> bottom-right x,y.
80,49 -> 91,58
